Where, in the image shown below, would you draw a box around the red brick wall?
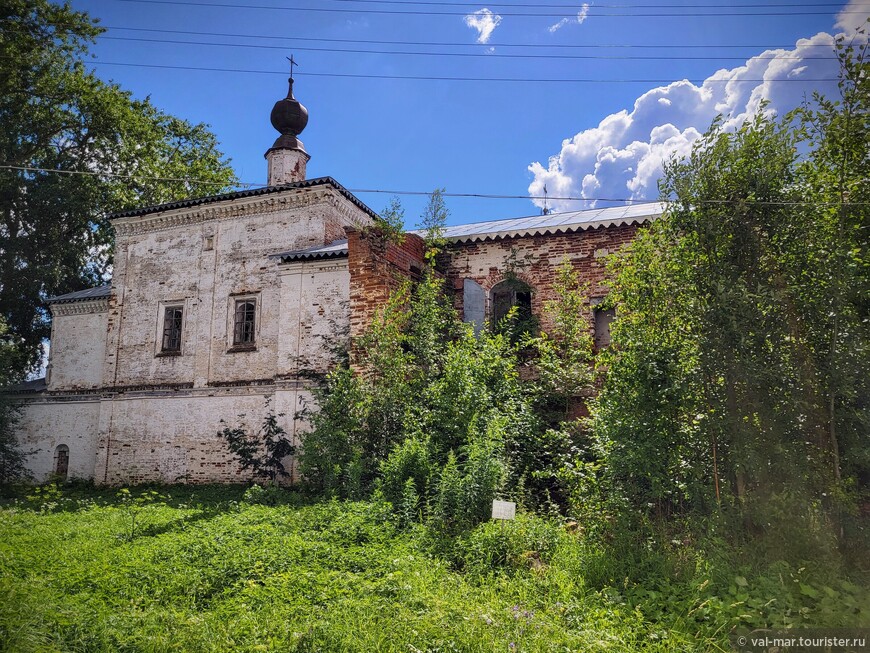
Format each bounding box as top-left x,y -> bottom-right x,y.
346,227 -> 427,340
441,223 -> 643,332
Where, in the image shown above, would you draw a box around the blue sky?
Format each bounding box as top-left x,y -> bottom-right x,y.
71,0 -> 868,226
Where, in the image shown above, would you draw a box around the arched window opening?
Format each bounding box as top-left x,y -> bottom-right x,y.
54,445 -> 69,480
490,279 -> 535,338
593,305 -> 616,350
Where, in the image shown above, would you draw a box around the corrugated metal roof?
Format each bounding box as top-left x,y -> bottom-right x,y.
6,377 -> 47,393
108,177 -> 379,221
47,285 -> 111,304
270,239 -> 349,262
420,202 -> 665,243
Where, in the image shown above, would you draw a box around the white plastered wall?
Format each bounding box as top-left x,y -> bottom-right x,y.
47,301 -> 108,391
15,398 -> 101,482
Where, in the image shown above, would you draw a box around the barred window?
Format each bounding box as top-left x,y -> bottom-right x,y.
161,306 -> 183,352
233,299 -> 256,345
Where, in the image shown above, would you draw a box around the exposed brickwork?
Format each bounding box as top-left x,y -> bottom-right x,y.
346,227 -> 427,340
15,178 -> 647,486
442,223 -> 643,332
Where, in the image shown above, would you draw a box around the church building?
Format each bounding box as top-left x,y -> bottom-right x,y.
12,78 -> 662,485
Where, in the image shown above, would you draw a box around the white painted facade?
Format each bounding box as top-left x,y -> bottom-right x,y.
14,180 -> 372,484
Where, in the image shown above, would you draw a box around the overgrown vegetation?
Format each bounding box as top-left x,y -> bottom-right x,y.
0,484 -> 865,652
2,15 -> 867,653
285,37 -> 870,649
298,37 -> 869,543
592,36 -> 869,548
299,191 -> 592,525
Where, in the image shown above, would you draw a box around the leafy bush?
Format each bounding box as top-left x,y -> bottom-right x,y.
432,450 -> 462,528
378,434 -> 434,508
241,483 -> 287,506
219,399 -> 295,482
456,513 -> 568,576
459,421 -> 507,527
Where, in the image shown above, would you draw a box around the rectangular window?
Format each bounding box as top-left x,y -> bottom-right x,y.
233,299 -> 256,346
161,306 -> 183,353
593,306 -> 616,350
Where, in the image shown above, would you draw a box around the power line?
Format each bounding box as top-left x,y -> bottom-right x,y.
331,0 -> 857,7
112,0 -> 866,17
88,59 -> 842,83
3,166 -> 866,207
98,35 -> 840,61
0,165 -> 251,189
104,25 -> 839,50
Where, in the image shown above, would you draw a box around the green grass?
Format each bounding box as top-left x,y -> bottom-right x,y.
0,484 -> 866,652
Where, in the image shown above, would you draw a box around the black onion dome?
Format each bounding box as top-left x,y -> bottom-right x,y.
269,78 -> 308,150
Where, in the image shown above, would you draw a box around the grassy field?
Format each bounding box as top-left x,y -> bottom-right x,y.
0,484 -> 866,652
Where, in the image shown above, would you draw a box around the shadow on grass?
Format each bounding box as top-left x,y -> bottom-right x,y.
0,480 -> 323,515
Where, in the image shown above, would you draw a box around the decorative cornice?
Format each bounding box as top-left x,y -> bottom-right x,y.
12,377 -> 319,401
278,259 -> 349,275
326,192 -> 373,231
50,298 -> 109,317
113,187 -> 371,238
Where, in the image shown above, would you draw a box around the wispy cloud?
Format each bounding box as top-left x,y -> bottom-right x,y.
464,8 -> 502,44
549,4 -> 590,32
548,18 -> 569,33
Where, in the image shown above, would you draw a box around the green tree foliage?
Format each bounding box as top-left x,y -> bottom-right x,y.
1,0 -> 238,371
791,34 -> 870,496
593,41 -> 869,535
530,258 -> 595,422
302,194 -> 606,525
0,317 -> 29,483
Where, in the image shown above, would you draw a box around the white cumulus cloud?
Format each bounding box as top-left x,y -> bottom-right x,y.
464,8 -> 502,44
549,4 -> 591,33
835,0 -> 869,31
528,18 -> 869,211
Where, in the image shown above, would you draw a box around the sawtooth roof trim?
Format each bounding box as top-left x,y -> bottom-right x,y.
108,177 -> 379,221
270,239 -> 349,262
47,285 -> 111,304
428,202 -> 665,243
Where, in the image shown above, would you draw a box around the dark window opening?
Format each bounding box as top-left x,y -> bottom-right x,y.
594,306 -> 616,349
161,306 -> 183,352
491,279 -> 535,339
55,445 -> 69,480
233,299 -> 256,345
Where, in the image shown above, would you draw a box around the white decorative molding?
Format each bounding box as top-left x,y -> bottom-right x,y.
112,187 -> 372,238
50,298 -> 109,317
278,258 -> 349,276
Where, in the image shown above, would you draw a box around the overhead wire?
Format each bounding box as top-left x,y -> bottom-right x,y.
102,25 -> 841,49
2,166 -> 866,207
84,60 -> 843,83
97,35 -> 840,61
330,0 -> 859,6
111,0 -> 869,18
